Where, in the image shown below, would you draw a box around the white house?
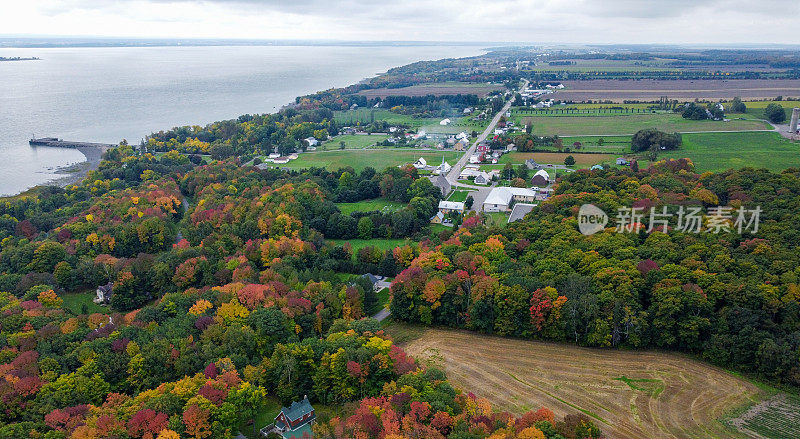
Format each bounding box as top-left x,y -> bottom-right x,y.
469,154 -> 482,164
482,187 -> 537,212
616,157 -> 630,166
413,157 -> 428,169
440,118 -> 451,126
438,200 -> 465,214
303,137 -> 318,147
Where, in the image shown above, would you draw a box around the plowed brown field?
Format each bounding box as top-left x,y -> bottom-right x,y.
403,329 -> 765,439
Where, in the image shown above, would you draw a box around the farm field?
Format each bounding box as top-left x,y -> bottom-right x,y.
555,79 -> 800,102
515,113 -> 768,136
657,131 -> 800,172
402,328 -> 767,439
335,198 -> 403,215
730,393 -> 800,439
357,81 -> 501,98
500,152 -> 614,167
282,149 -> 461,172
327,134 -> 389,149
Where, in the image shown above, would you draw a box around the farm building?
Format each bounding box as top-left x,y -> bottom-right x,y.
591,164 -> 604,171
482,187 -> 537,212
616,157 -> 630,166
440,118 -> 451,125
530,169 -> 550,187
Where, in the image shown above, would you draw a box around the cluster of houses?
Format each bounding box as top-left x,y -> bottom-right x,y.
459,164 -> 495,185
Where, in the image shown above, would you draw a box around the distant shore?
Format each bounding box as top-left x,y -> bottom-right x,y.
50,146 -> 105,188
0,56 -> 40,61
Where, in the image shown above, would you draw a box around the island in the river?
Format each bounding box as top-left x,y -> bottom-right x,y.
0,56 -> 40,61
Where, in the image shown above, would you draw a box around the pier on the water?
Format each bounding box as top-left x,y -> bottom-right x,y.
29,137 -> 114,149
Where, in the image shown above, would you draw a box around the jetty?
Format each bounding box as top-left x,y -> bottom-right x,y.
29,137 -> 114,149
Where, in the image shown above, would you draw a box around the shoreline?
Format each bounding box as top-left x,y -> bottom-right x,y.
49,146 -> 106,188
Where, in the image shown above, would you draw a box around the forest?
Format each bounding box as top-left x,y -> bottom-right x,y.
390,159 -> 800,386
0,127 -> 604,438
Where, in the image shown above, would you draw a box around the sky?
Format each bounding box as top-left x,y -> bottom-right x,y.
1,0 -> 798,45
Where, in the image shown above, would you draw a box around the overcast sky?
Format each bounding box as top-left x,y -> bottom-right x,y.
2,0 -> 798,44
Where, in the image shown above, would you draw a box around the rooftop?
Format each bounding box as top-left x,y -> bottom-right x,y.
508,203 -> 537,223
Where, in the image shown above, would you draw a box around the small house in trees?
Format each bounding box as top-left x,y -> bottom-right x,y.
303,137 -> 318,147
266,396 -> 316,439
93,283 -> 113,305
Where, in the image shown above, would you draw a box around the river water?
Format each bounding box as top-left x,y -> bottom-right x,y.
0,44 -> 485,195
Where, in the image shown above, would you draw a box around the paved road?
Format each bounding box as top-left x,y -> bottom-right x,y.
446,79 -> 528,186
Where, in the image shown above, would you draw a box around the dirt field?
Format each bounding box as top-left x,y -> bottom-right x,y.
357,82 -> 501,98
403,328 -> 765,439
556,79 -> 800,102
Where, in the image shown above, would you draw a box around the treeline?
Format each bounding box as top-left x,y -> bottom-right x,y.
390,161 -> 800,387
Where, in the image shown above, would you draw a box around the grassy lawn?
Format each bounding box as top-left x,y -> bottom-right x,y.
336,198 -> 404,215
61,290 -> 106,315
447,190 -> 474,202
515,113 -> 768,136
238,396 -> 282,439
484,212 -> 509,227
652,131 -> 800,172
329,238 -> 409,252
500,152 -> 615,168
327,134 -> 389,149
282,149 -> 461,172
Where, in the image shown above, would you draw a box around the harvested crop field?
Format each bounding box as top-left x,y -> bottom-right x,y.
357,82 -> 501,98
500,152 -> 614,167
403,328 -> 765,439
556,79 -> 800,102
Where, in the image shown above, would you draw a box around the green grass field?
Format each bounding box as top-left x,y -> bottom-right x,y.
283,149 -> 461,172
484,212 -> 509,227
654,131 -> 800,172
447,190 -> 474,202
329,238 -> 409,252
61,291 -> 106,315
327,134 -> 389,149
336,198 -> 404,215
515,113 -> 769,136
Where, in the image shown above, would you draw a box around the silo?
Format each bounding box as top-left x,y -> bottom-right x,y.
791,108 -> 800,133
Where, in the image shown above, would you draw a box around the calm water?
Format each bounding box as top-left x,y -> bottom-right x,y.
0,45 -> 484,195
